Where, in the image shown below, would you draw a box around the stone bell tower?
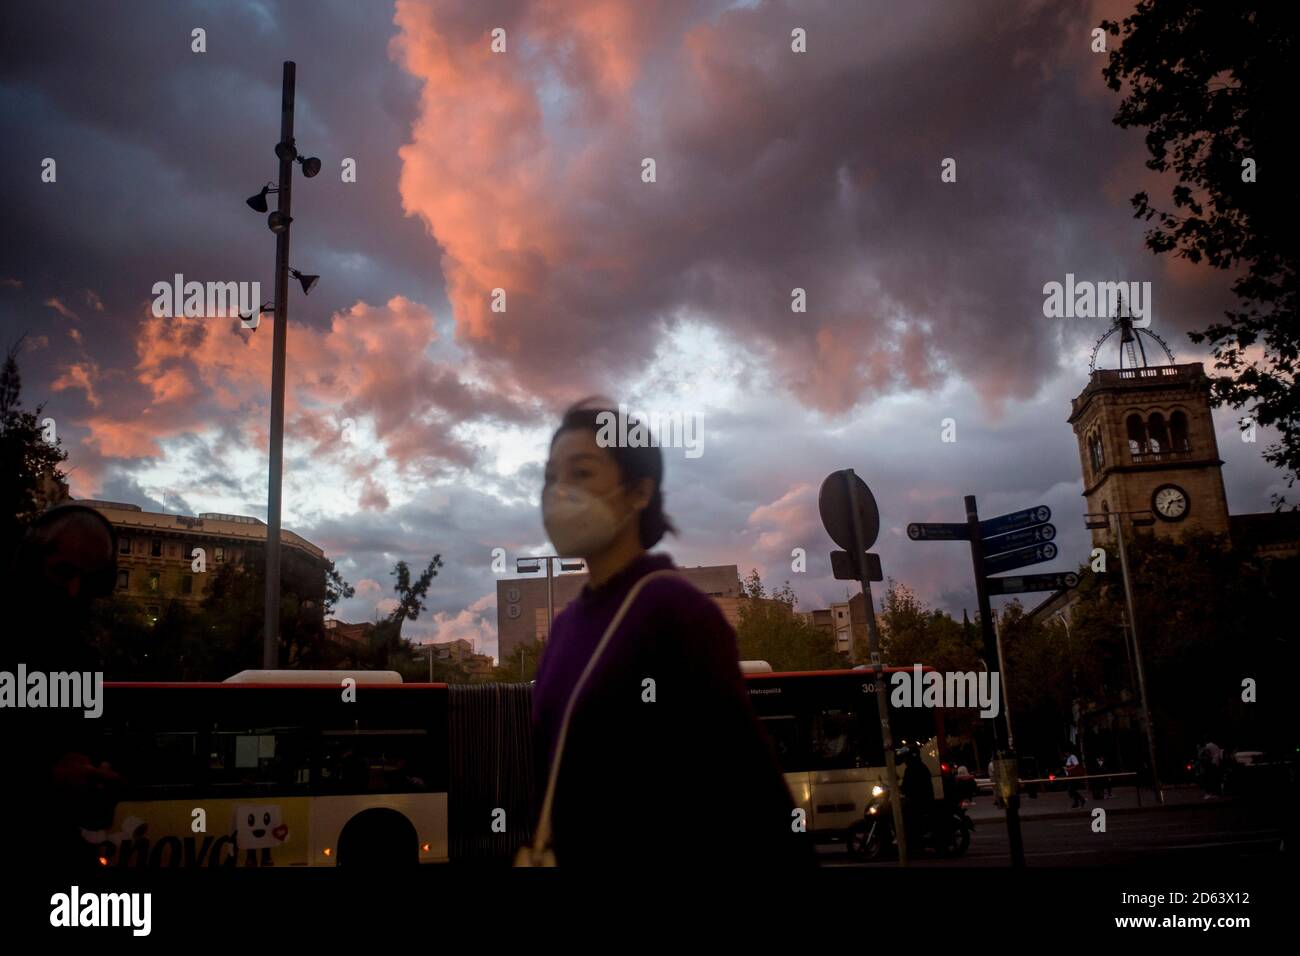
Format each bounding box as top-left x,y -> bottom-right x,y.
1068,313 -> 1231,544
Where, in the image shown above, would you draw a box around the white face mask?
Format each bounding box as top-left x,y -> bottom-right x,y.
542,484 -> 634,558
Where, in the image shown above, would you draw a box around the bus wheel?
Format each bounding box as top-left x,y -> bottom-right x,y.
336,809 -> 418,867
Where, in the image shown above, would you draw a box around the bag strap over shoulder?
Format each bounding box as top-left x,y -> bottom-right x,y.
522,568 -> 679,865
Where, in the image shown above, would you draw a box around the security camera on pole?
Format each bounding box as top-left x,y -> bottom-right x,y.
818,469 -> 909,865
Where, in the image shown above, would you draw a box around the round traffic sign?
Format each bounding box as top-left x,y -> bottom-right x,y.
819,470 -> 880,552
1064,572 -> 1079,588
1041,542 -> 1057,560
907,523 -> 921,541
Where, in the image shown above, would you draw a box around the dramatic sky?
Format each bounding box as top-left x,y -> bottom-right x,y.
0,0 -> 1283,658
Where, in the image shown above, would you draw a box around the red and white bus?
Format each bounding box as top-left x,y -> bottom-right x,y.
77,666 -> 945,865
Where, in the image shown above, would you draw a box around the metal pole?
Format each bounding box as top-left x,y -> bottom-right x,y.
427,644 -> 433,683
991,608 -> 1015,751
545,558 -> 554,639
844,470 -> 908,865
1057,613 -> 1085,770
966,495 -> 1025,867
262,61 -> 295,670
1113,512 -> 1164,804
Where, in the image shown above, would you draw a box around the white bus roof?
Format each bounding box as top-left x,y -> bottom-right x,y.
223,670 -> 404,685
739,660 -> 773,673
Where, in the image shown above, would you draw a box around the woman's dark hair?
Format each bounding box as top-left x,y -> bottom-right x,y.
551,399 -> 677,549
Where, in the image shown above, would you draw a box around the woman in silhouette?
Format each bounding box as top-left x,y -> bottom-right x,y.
528,400 -> 812,868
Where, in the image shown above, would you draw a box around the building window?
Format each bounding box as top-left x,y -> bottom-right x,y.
117,569 -> 129,590
118,537 -> 131,555
148,571 -> 160,591
1147,413 -> 1169,454
181,575 -> 193,595
151,539 -> 163,557
215,547 -> 225,564
1087,429 -> 1105,474
1126,414 -> 1147,456
1170,410 -> 1190,452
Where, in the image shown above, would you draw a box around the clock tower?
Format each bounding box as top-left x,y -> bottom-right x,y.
1068,315 -> 1231,545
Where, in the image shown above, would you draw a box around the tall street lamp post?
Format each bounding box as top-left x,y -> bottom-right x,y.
1085,507 -> 1164,805
242,61 -> 322,669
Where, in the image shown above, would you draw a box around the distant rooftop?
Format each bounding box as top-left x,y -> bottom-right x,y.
77,499 -> 323,559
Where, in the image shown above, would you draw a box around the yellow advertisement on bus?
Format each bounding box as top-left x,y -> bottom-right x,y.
83,798 -> 312,867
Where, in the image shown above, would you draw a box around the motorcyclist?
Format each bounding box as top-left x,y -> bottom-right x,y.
898,745 -> 935,850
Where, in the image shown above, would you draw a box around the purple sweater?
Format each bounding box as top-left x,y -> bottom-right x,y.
531,552 -> 813,867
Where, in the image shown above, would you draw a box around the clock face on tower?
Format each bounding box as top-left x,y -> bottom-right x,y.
1152,484 -> 1190,522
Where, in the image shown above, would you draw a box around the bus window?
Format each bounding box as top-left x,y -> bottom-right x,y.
811,708 -> 873,770
102,728 -> 204,799
317,730 -> 433,794
758,715 -> 805,770
209,725 -> 313,795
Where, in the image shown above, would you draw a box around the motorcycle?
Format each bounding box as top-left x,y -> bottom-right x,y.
846,783 -> 974,861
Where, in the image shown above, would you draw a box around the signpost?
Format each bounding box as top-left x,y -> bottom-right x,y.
830,550 -> 883,582
980,505 -> 1051,539
983,541 -> 1058,575
906,522 -> 968,541
906,497 -> 1074,868
985,571 -> 1079,596
981,523 -> 1055,556
819,469 -> 909,865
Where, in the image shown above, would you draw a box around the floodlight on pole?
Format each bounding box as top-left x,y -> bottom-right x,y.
238,301 -> 277,329
298,155 -> 322,178
290,268 -> 320,295
246,182 -> 278,213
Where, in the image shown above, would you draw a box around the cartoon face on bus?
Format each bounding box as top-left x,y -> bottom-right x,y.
234,804 -> 289,849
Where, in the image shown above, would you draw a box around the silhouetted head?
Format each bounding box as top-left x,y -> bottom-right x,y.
543,399 -> 676,562
13,503 -> 116,604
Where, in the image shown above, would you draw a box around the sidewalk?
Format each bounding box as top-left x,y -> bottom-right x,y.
965,784 -> 1213,823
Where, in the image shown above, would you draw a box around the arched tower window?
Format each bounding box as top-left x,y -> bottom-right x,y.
1088,429 -> 1105,474
1170,410 -> 1190,452
1147,413 -> 1169,454
1126,414 -> 1147,456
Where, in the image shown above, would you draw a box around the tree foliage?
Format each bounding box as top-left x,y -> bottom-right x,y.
1102,3 -> 1298,503
877,581 -> 983,674
0,342 -> 68,562
734,570 -> 837,671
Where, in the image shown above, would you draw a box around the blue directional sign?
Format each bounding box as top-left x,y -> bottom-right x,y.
979,505 -> 1051,540
983,541 -> 1057,575
983,523 -> 1056,557
985,571 -> 1079,596
907,522 -> 969,541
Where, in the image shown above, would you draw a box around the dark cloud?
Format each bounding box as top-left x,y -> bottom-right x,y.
0,0 -> 1279,656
